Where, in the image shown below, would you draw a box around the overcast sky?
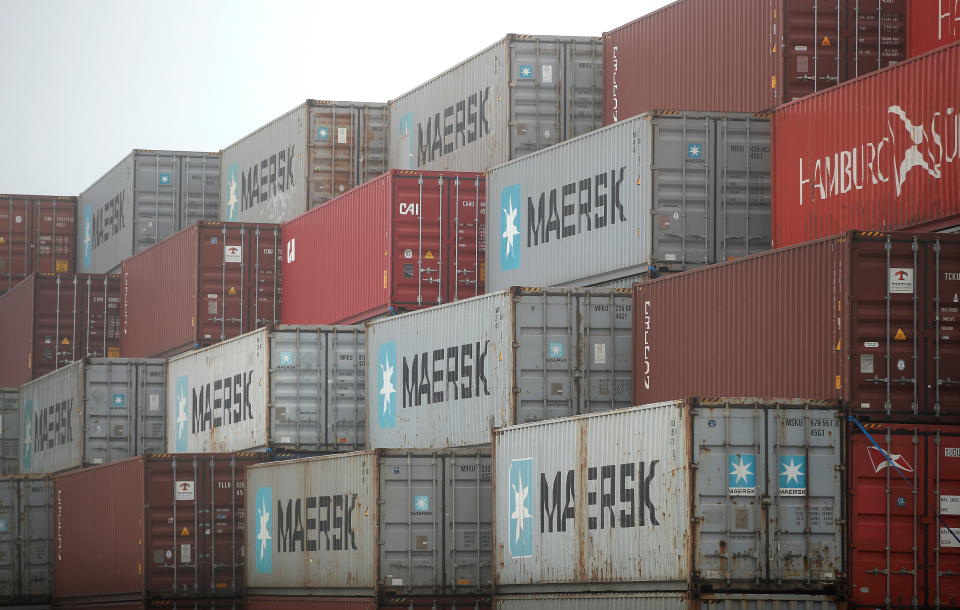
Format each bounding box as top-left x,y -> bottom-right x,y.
0,0 -> 673,195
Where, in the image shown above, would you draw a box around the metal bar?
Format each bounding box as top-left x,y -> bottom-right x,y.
912,238 -> 919,416
438,176 -> 444,304
209,455 -> 216,593
417,175 -> 424,306
453,177 -> 461,302
885,238 -> 892,414
935,239 -> 943,416
220,225 -> 227,341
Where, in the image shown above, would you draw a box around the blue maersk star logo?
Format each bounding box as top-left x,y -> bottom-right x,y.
398,113 -> 415,169
519,64 -> 534,79
225,163 -> 240,221
687,143 -> 703,159
159,173 -> 171,185
278,351 -> 294,367
316,127 -> 329,142
112,393 -> 126,407
21,399 -> 34,470
378,342 -> 397,428
779,456 -> 807,495
82,205 -> 93,269
508,458 -> 534,558
414,495 -> 430,511
175,375 -> 190,452
728,454 -> 757,495
500,184 -> 521,271
255,486 -> 273,574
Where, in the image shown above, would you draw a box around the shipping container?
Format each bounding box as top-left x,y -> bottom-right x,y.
494,593 -> 839,610
281,170 -> 485,325
772,42 -> 960,247
166,325 -> 364,454
78,149 -> 220,274
0,475 -> 52,604
486,111 -> 770,290
1,388 -> 18,474
0,194 -> 76,294
221,100 -> 387,224
632,231 -> 960,421
389,34 -> 602,173
52,600 -> 244,609
0,273 -> 121,387
367,287 -> 632,449
121,221 -> 281,358
909,0 -> 960,56
847,419 -> 960,609
245,449 -> 492,596
603,0 -> 907,123
18,358 -> 165,474
53,453 -> 264,603
494,399 -> 843,593
247,598 -> 491,610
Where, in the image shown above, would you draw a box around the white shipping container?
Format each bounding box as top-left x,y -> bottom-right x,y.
367,287 -> 632,449
494,399 -> 843,593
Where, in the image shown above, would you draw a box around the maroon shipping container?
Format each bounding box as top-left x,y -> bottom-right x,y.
121,221 -> 281,358
909,0 -> 960,56
53,453 -> 265,605
603,0 -> 907,123
772,41 -> 960,247
247,598 -> 375,610
0,273 -> 120,387
281,170 -> 485,325
0,194 -> 76,294
54,600 -> 243,609
847,421 -> 960,609
632,231 -> 960,420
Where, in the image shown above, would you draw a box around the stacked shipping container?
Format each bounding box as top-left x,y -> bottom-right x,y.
909,0 -> 960,56
0,475 -> 53,605
0,194 -> 76,294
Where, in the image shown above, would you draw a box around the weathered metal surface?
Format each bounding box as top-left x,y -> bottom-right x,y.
0,194 -> 76,294
496,593 -> 840,610
0,475 -> 53,603
0,388 -> 18,474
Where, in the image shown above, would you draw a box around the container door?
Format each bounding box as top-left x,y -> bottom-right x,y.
0,197 -> 29,292
82,275 -> 122,361
379,454 -> 444,591
136,360 -> 167,455
34,275 -> 79,377
843,0 -> 907,81
767,407 -> 843,585
358,104 -> 388,188
444,175 -> 486,302
510,38 -> 562,159
693,405 -> 767,584
932,427 -> 960,608
0,389 -> 19,474
650,114 -> 714,269
147,456 -> 206,595
577,291 -> 633,416
391,173 -> 445,310
202,456 -> 247,596
198,225 -> 246,345
714,116 -> 771,263
927,236 -> 960,418
562,37 -> 603,142
444,453 -> 493,592
83,361 -> 139,466
32,198 -> 75,277
781,0 -> 842,102
20,477 -> 53,599
133,152 -> 179,255
327,327 -> 366,450
270,328 -> 326,450
178,154 -> 220,230
308,103 -> 360,209
245,225 -> 281,332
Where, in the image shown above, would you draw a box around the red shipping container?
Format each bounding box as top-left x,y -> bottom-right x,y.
772,41 -> 960,247
53,453 -> 265,604
247,598 -> 375,610
632,231 -> 960,421
0,194 -> 76,294
910,0 -> 960,56
602,0 -> 907,123
0,273 -> 120,387
281,170 -> 485,325
847,420 -> 960,608
121,221 -> 281,358
54,600 -> 244,609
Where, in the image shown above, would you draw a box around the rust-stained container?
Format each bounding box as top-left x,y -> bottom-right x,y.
603,0 -> 908,123
246,597 -> 491,610
846,419 -> 960,609
52,600 -> 244,609
494,593 -> 840,610
0,273 -> 121,387
0,475 -> 53,605
52,453 -> 265,605
909,0 -> 960,56
121,221 -> 281,358
281,170 -> 485,325
0,194 -> 76,294
632,231 -> 960,421
771,41 -> 960,247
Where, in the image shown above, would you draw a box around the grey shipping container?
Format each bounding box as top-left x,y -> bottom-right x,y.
0,475 -> 52,604
493,398 -> 843,593
494,594 -> 839,610
166,325 -> 365,454
487,111 -> 771,290
389,34 -> 603,172
367,287 -> 632,449
221,99 -> 387,223
245,448 -> 492,595
18,358 -> 166,474
1,388 -> 17,474
78,149 -> 220,273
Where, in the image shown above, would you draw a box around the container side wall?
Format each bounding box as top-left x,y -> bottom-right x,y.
78,153 -> 134,274
0,276 -> 35,386
445,452 -> 494,590
19,362 -> 84,474
909,0 -> 960,56
0,388 -> 19,473
0,195 -> 77,293
0,476 -> 53,602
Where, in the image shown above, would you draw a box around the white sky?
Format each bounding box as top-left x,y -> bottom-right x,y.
0,0 -> 673,195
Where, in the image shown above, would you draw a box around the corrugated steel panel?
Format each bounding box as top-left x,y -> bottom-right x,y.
388,35 -> 602,172
52,601 -> 244,610
166,326 -> 364,454
366,287 -> 632,449
247,598 -> 376,610
495,593 -> 838,610
632,231 -> 960,421
486,111 -> 770,290
0,195 -> 76,294
909,0 -> 960,56
53,453 -> 263,603
772,42 -> 960,246
1,388 -> 18,474
494,399 -> 842,592
0,274 -> 122,387
280,170 -> 486,325
0,475 -> 52,603
602,0 -> 907,123
221,100 -> 387,224
121,221 -> 281,358
847,421 -> 960,608
18,358 -> 165,474
78,150 -> 220,274
246,449 -> 492,595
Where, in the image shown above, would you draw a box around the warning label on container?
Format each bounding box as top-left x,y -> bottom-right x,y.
55,259 -> 68,272
889,268 -> 914,294
942,494 -> 960,515
224,245 -> 242,263
175,481 -> 195,501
